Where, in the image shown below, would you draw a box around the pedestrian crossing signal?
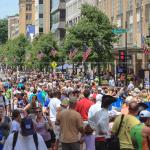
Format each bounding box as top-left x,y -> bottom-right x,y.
119,51 -> 125,62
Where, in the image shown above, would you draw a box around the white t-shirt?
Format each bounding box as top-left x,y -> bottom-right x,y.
3,132 -> 47,150
88,101 -> 102,119
10,120 -> 20,133
48,97 -> 61,122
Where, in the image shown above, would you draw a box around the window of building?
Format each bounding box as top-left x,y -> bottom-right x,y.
26,4 -> 32,11
39,14 -> 43,18
60,10 -> 65,21
26,13 -> 32,20
52,11 -> 59,24
39,0 -> 43,4
118,0 -> 123,14
39,27 -> 43,33
128,33 -> 133,44
145,4 -> 150,23
111,0 -> 114,16
26,0 -> 32,2
127,0 -> 133,11
136,0 -> 141,8
137,21 -> 141,32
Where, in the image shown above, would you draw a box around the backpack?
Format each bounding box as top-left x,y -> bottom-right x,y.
12,132 -> 38,150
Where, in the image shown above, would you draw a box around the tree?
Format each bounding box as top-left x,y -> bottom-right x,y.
0,19 -> 8,44
29,33 -> 59,69
0,34 -> 30,69
64,4 -> 117,63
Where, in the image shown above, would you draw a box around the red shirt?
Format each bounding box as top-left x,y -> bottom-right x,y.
75,98 -> 93,121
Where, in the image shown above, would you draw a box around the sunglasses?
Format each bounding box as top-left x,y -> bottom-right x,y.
35,111 -> 42,114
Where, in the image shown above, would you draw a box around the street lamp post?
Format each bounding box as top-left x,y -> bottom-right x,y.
125,21 -> 128,86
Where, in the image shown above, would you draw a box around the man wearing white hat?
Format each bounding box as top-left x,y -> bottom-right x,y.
130,110 -> 150,150
88,94 -> 103,119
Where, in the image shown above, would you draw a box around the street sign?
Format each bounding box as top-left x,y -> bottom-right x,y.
112,29 -> 128,34
50,61 -> 57,69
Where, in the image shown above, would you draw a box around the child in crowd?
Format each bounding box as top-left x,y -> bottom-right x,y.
80,124 -> 95,150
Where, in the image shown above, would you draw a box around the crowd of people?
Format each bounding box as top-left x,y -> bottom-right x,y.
0,70 -> 149,150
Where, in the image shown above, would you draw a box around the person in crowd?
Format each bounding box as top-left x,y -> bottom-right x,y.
3,84 -> 12,116
127,81 -> 134,91
75,89 -> 93,122
130,110 -> 150,150
56,97 -> 84,150
3,117 -> 48,150
35,106 -> 53,150
108,76 -> 115,88
80,124 -> 95,150
112,101 -> 140,150
0,90 -> 6,112
10,109 -> 21,133
89,95 -> 116,150
88,94 -> 103,119
47,90 -> 61,125
24,95 -> 41,120
0,105 -> 11,149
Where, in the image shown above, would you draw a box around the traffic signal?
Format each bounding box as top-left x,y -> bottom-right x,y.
119,51 -> 125,62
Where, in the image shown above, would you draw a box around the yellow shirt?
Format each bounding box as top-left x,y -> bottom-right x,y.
112,114 -> 140,149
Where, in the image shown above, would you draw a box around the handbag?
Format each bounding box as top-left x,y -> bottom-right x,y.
106,114 -> 124,150
44,116 -> 56,143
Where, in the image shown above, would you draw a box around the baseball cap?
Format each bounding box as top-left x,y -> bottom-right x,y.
21,117 -> 35,136
139,110 -> 150,118
69,97 -> 77,104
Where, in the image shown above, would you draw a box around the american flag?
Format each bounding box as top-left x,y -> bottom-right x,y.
82,44 -> 92,62
50,48 -> 57,58
69,46 -> 78,59
37,51 -> 45,60
142,36 -> 150,54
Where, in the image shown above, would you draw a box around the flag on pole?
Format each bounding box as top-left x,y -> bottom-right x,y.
50,48 -> 57,58
69,46 -> 78,59
82,44 -> 92,62
37,51 -> 45,60
141,36 -> 150,54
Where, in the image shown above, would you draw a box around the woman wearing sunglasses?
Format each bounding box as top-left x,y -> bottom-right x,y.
35,107 -> 53,150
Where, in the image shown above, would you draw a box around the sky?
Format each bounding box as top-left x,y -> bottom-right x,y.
0,0 -> 19,19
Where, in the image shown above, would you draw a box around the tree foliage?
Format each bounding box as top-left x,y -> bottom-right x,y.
64,4 -> 117,63
0,32 -> 59,70
29,33 -> 59,69
0,34 -> 30,67
0,19 -> 8,44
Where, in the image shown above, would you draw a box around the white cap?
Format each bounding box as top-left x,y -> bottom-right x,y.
96,94 -> 103,102
139,110 -> 150,118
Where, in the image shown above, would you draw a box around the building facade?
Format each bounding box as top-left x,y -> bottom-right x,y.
8,16 -> 19,39
98,0 -> 150,74
19,0 -> 51,40
51,0 -> 66,42
66,0 -> 98,27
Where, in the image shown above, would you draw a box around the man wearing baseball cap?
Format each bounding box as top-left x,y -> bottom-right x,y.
130,110 -> 150,150
3,117 -> 47,150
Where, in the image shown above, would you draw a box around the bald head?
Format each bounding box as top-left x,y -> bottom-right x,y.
129,101 -> 139,115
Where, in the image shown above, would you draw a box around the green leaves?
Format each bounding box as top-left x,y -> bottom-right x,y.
64,4 -> 117,63
0,19 -> 8,44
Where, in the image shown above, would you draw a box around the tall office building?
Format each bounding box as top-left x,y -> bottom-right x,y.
98,0 -> 150,73
38,0 -> 51,34
8,16 -> 19,39
19,0 -> 51,40
19,0 -> 36,35
51,0 -> 66,42
66,0 -> 98,27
